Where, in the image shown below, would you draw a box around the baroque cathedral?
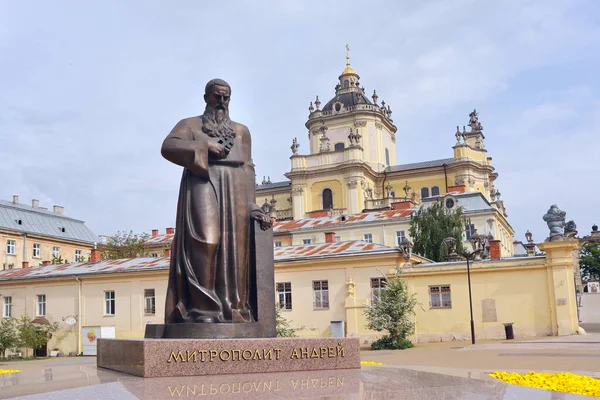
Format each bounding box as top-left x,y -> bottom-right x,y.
256,49 -> 515,257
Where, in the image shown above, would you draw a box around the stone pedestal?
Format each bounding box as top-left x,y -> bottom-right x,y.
97,337 -> 360,378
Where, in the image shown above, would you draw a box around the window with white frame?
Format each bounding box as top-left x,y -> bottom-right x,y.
37,294 -> 46,316
312,280 -> 329,310
431,186 -> 440,196
429,285 -> 452,308
363,233 -> 373,243
334,236 -> 341,242
151,253 -> 158,257
52,246 -> 60,258
274,241 -> 282,248
33,243 -> 41,258
105,291 -> 115,315
396,231 -> 406,245
421,187 -> 430,199
75,249 -> 82,262
144,289 -> 155,315
465,224 -> 476,240
371,277 -> 386,304
276,282 -> 292,310
6,240 -> 16,255
4,296 -> 12,317
302,239 -> 312,245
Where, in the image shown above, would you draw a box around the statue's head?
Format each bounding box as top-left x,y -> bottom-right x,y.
201,79 -> 235,138
204,79 -> 231,115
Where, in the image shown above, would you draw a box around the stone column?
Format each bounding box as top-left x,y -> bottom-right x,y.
537,240 -> 580,336
344,276 -> 368,339
292,185 -> 305,219
345,179 -> 360,214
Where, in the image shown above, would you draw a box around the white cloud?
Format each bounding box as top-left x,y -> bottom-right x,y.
0,0 -> 598,240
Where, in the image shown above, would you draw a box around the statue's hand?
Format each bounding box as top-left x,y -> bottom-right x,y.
251,210 -> 272,231
208,139 -> 229,158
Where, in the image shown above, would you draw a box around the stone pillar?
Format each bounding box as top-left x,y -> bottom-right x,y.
345,179 -> 360,214
537,240 -> 580,336
344,276 -> 367,338
292,185 -> 305,219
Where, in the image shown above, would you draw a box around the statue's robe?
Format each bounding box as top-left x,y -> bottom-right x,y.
161,117 -> 261,323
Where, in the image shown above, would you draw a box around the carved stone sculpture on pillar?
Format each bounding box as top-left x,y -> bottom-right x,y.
524,230 -> 537,256
543,204 -> 567,242
398,237 -> 413,267
291,137 -> 299,155
455,126 -> 462,145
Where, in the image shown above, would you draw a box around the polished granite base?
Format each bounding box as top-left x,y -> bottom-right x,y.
7,365 -> 590,400
97,337 -> 360,377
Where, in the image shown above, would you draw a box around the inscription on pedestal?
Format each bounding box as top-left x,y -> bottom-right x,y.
166,344 -> 346,364
98,338 -> 360,378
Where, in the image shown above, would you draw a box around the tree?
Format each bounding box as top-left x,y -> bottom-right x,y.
0,318 -> 19,359
100,230 -> 151,260
17,315 -> 59,358
363,270 -> 418,350
275,305 -> 301,337
580,242 -> 600,281
51,255 -> 64,264
409,199 -> 467,262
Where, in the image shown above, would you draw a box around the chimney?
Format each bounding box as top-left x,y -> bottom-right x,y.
22,261 -> 29,268
325,232 -> 336,243
166,228 -> 175,235
53,205 -> 64,215
12,195 -> 18,204
489,240 -> 502,260
152,229 -> 159,237
91,249 -> 101,262
41,261 -> 51,266
165,249 -> 172,257
32,199 -> 39,208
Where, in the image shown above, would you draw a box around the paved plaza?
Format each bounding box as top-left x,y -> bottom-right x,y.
1,334 -> 599,399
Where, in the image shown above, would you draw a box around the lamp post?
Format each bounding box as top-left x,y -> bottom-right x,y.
443,231 -> 493,345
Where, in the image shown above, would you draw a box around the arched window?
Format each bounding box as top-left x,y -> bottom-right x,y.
420,187 -> 430,199
385,148 -> 390,166
431,186 -> 440,196
334,142 -> 345,152
343,80 -> 349,88
322,188 -> 333,210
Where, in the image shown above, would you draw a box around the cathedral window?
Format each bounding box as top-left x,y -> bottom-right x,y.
385,148 -> 390,166
334,142 -> 345,152
431,186 -> 440,196
421,187 -> 430,199
322,188 -> 333,210
465,224 -> 476,240
343,80 -> 349,88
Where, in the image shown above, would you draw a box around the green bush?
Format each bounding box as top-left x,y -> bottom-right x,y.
371,336 -> 414,350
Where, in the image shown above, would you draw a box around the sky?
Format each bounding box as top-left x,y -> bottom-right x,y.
1,0 -> 599,244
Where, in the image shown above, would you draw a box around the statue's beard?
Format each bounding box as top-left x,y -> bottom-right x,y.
201,105 -> 235,139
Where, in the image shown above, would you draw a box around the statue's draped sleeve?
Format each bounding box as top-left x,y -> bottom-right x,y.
161,119 -> 210,180
240,126 -> 262,215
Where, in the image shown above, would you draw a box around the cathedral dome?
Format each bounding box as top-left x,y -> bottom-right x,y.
321,45 -> 372,112
322,91 -> 373,112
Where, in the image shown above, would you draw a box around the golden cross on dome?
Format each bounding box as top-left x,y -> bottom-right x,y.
345,44 -> 350,66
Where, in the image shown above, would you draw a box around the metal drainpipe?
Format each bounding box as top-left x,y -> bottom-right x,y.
22,233 -> 27,265
75,276 -> 82,355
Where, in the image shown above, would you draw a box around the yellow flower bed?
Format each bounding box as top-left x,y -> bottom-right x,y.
489,371 -> 600,397
0,369 -> 20,375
